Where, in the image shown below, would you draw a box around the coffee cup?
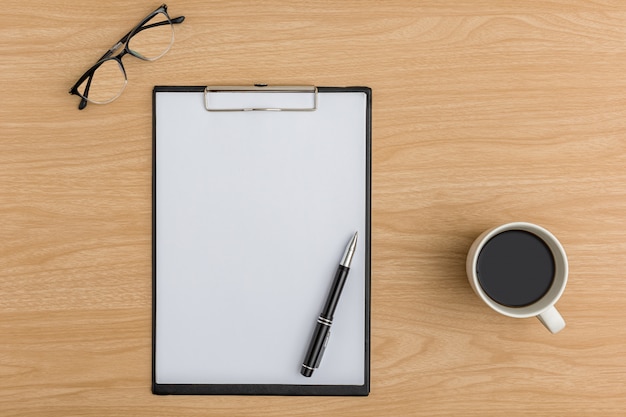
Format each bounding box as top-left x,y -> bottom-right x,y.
466,222 -> 568,334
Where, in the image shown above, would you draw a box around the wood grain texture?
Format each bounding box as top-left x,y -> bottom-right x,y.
1,0 -> 626,415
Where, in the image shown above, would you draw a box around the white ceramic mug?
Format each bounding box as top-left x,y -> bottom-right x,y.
466,222 -> 568,334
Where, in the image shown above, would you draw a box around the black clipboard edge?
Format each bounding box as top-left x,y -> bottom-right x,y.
152,86 -> 371,396
153,383 -> 368,396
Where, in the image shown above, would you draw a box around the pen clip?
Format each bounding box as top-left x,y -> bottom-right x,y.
314,330 -> 331,369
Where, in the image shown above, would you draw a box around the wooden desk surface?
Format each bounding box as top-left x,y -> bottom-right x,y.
2,1 -> 625,415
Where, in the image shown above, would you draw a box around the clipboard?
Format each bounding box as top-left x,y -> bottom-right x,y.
152,85 -> 371,396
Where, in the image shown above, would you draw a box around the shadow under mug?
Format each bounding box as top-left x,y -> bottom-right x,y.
466,222 -> 568,334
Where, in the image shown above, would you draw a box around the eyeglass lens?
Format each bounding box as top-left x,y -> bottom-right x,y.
128,11 -> 174,61
76,11 -> 174,104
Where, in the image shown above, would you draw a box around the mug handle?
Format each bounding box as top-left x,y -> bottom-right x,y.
537,306 -> 566,334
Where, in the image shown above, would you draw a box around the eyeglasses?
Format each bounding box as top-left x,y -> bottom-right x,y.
69,4 -> 185,110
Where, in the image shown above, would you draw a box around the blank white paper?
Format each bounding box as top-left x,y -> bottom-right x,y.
154,89 -> 367,386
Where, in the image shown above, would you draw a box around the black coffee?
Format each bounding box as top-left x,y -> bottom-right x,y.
476,230 -> 555,307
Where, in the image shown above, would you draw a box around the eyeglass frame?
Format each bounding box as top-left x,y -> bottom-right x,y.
69,4 -> 185,110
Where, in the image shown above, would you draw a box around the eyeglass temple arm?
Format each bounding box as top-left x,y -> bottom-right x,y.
77,15 -> 185,110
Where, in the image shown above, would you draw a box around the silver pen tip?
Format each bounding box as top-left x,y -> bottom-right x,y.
340,231 -> 359,267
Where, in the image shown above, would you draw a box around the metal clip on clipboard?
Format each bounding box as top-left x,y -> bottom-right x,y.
204,85 -> 318,112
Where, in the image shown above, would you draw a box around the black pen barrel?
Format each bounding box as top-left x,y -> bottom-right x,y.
300,233 -> 357,377
321,265 -> 350,319
300,321 -> 330,377
300,265 -> 350,377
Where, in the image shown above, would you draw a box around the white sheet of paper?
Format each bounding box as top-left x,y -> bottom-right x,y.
155,90 -> 367,386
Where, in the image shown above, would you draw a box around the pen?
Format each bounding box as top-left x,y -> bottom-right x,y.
301,231 -> 358,377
